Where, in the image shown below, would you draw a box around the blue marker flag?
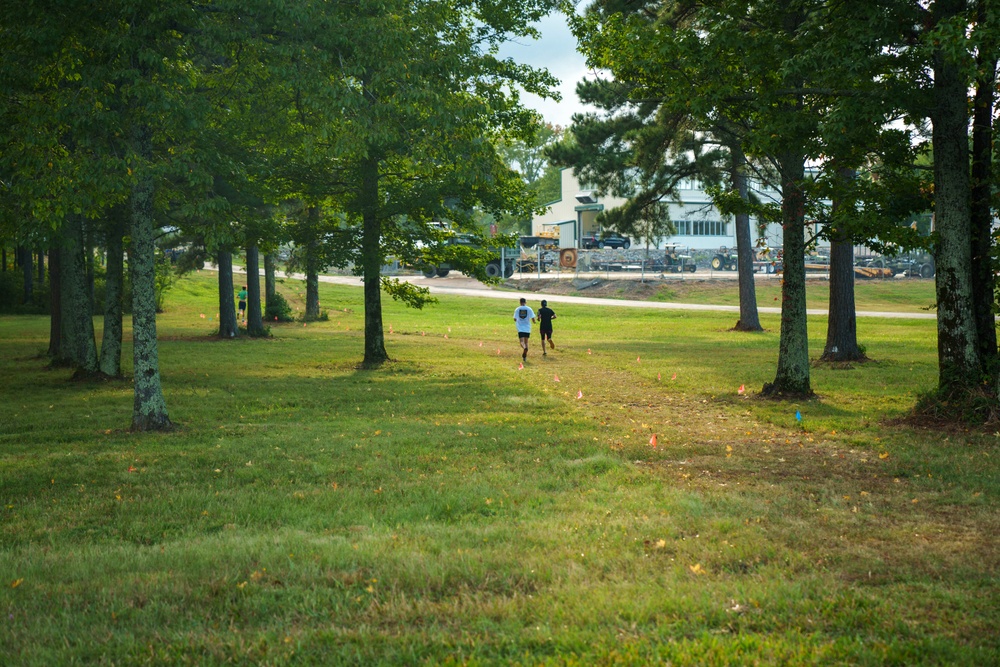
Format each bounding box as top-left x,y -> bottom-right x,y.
795,410 -> 802,422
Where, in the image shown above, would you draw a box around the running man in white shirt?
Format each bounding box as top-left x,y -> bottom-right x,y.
513,297 -> 536,361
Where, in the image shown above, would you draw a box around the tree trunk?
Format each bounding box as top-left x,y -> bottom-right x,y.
731,144 -> 762,332
60,214 -> 99,374
970,19 -> 997,383
763,153 -> 812,397
128,123 -> 171,431
217,250 -> 239,338
931,8 -> 979,395
822,230 -> 864,361
360,153 -> 388,366
20,246 -> 33,305
264,252 -> 277,302
304,207 -> 321,321
47,245 -> 62,359
245,244 -> 265,336
99,209 -> 126,377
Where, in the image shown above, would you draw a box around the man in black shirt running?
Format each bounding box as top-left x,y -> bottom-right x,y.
537,299 -> 556,356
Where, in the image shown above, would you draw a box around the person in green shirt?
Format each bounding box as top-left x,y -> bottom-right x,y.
237,285 -> 248,324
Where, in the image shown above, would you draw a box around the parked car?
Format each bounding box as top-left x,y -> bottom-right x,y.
582,233 -> 631,249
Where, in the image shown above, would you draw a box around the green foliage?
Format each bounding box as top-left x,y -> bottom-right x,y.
263,291 -> 294,323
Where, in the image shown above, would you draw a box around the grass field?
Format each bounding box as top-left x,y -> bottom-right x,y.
1,271 -> 997,665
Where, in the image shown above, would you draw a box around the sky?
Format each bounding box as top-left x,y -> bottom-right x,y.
496,9 -> 596,129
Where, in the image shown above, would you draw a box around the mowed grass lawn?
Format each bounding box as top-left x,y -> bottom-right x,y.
1,271 -> 997,665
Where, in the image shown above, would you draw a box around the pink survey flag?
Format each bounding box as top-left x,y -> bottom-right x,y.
199,313 -> 206,319
444,334 -> 448,339
421,331 -> 425,336
649,434 -> 658,448
738,384 -> 745,394
518,362 -> 524,370
479,341 -> 483,347
671,373 -> 677,380
577,390 -> 583,399
554,374 -> 560,382
497,348 -> 501,356
588,349 -> 592,355
637,356 -> 641,363
657,373 -> 661,381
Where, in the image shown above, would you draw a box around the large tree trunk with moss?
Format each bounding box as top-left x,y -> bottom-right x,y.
731,144 -> 762,332
932,17 -> 979,395
60,214 -> 99,374
970,30 -> 997,383
360,153 -> 388,367
217,250 -> 238,338
245,244 -> 265,336
763,153 -> 811,397
99,209 -> 126,377
47,245 -> 62,360
128,126 -> 171,431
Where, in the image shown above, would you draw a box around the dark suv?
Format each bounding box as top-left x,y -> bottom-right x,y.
582,233 -> 631,249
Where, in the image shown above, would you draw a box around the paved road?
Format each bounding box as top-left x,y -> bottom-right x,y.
234,268 -> 936,321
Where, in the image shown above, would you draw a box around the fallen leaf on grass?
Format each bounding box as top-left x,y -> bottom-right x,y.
689,563 -> 706,575
879,452 -> 890,460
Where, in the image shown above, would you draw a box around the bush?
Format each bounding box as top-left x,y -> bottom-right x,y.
0,271 -> 49,314
264,291 -> 294,322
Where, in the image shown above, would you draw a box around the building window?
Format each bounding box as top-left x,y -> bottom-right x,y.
674,220 -> 727,236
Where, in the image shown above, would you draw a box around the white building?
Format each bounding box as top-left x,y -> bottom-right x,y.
532,168 -> 827,252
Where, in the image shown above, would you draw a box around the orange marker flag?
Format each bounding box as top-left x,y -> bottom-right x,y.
588,349 -> 592,355
649,434 -> 658,448
671,373 -> 677,380
518,362 -> 524,370
199,313 -> 206,319
657,373 -> 661,381
637,356 -> 641,363
738,384 -> 745,394
554,374 -> 560,382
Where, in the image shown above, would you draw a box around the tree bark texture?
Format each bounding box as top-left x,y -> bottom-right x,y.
47,245 -> 61,359
931,11 -> 980,393
245,244 -> 265,336
217,250 -> 238,338
764,154 -> 811,396
360,153 -> 388,366
731,145 -> 762,331
99,209 -> 126,377
128,124 -> 171,431
970,24 -> 997,381
60,215 -> 99,374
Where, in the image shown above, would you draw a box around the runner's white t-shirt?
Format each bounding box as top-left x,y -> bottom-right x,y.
513,306 -> 535,334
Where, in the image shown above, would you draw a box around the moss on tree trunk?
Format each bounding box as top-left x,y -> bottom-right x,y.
128,126 -> 171,431
763,154 -> 812,398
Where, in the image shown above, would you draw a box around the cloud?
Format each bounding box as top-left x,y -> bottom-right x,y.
497,11 -> 596,128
